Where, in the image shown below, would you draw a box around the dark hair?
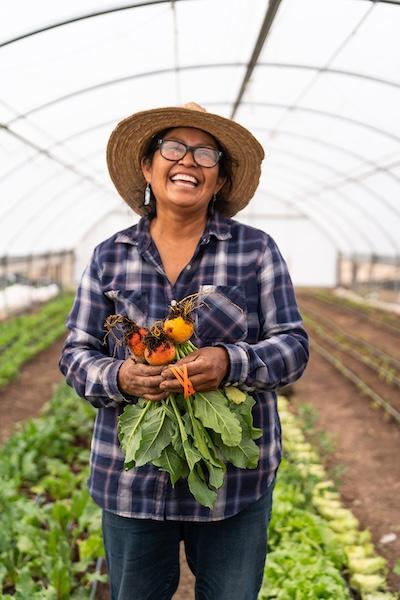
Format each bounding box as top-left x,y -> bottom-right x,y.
141,128 -> 171,165
141,129 -> 171,217
141,128 -> 235,216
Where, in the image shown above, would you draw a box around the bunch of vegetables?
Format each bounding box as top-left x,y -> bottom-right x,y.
104,295 -> 261,509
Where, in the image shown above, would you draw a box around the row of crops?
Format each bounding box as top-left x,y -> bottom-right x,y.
0,295 -> 397,598
265,398 -> 396,599
0,294 -> 74,389
304,289 -> 400,333
298,289 -> 400,425
0,384 -> 105,598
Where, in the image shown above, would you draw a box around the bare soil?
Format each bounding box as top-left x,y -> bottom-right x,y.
0,337 -> 65,444
304,322 -> 400,415
1,296 -> 400,595
176,545 -> 195,600
298,292 -> 400,360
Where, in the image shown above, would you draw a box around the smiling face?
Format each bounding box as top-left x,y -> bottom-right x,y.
141,127 -> 226,217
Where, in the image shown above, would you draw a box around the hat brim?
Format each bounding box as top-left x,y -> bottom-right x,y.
106,106 -> 264,217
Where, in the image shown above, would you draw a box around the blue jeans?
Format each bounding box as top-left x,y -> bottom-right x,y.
102,481 -> 275,600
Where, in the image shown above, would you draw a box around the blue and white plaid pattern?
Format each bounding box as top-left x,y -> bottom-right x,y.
60,213 -> 309,521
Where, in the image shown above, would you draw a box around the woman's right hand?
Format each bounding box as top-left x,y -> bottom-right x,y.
117,358 -> 168,402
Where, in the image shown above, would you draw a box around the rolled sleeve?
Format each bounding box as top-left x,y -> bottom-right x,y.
59,246 -> 130,409
217,343 -> 249,386
90,358 -> 127,408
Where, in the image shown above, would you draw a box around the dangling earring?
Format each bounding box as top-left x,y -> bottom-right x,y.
209,193 -> 217,216
144,183 -> 151,206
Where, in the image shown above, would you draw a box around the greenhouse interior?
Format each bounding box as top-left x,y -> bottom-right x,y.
1,0 -> 399,598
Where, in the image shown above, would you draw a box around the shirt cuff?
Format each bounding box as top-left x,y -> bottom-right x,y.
215,343 -> 249,386
102,359 -> 135,406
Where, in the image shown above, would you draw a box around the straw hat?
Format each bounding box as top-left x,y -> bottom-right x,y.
106,102 -> 264,217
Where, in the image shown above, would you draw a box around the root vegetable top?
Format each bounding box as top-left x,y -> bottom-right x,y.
164,315 -> 194,343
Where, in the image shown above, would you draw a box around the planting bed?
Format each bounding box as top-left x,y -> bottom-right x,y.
296,290 -> 400,592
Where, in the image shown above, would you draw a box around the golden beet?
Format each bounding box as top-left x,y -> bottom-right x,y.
163,316 -> 194,343
128,327 -> 148,358
144,342 -> 176,365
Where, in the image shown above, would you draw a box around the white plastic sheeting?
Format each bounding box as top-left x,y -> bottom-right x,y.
1,0 -> 399,284
0,283 -> 60,319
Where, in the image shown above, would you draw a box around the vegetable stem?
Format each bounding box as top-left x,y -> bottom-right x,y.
186,340 -> 198,353
168,394 -> 187,442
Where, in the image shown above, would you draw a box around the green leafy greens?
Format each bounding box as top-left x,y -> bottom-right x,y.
118,343 -> 261,508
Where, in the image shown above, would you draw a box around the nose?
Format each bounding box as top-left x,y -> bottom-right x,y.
178,147 -> 197,167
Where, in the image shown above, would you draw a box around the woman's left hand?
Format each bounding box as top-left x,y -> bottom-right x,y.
160,346 -> 230,393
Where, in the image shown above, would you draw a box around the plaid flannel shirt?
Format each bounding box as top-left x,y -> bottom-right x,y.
59,212 -> 309,521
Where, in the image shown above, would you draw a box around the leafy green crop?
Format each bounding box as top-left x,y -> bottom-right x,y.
119,350 -> 262,509
259,460 -> 351,599
0,383 -> 104,598
264,397 -> 397,600
0,293 -> 74,389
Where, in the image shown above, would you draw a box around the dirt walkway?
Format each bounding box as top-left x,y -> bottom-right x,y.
0,337 -> 65,444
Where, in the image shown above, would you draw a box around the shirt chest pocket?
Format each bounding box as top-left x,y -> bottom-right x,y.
104,289 -> 148,327
196,286 -> 248,344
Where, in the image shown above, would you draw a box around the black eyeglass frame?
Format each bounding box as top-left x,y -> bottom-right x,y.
157,138 -> 223,168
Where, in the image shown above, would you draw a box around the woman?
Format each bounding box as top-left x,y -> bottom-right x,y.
60,102 -> 309,600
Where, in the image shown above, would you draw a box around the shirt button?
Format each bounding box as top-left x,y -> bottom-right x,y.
186,264 -> 192,270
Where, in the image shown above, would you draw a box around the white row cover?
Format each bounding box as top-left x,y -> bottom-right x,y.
1,0 -> 400,284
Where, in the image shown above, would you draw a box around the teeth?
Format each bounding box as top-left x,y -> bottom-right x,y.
171,173 -> 198,185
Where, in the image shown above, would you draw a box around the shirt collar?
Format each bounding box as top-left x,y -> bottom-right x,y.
114,217 -> 151,252
114,211 -> 232,251
201,211 -> 232,244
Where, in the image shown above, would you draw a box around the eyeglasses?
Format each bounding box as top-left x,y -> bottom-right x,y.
157,138 -> 223,168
